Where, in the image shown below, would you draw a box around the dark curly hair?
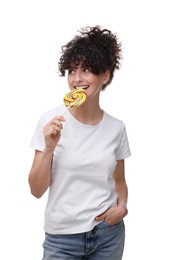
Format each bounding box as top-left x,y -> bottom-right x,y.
58,26 -> 122,90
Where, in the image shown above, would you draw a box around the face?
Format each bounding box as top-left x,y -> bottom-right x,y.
67,65 -> 110,101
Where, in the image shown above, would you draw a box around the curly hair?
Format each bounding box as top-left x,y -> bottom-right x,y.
58,26 -> 122,90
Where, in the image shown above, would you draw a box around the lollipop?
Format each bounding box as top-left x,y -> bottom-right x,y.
64,88 -> 87,108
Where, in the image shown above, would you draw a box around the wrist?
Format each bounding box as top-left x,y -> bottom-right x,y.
117,202 -> 128,213
117,200 -> 127,209
43,147 -> 54,155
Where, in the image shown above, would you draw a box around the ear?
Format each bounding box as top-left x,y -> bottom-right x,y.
102,70 -> 110,85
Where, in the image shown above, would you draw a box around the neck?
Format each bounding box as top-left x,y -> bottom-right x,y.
68,102 -> 103,125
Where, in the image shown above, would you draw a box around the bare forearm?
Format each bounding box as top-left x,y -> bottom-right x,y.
28,116 -> 65,198
96,160 -> 129,224
115,181 -> 128,207
28,149 -> 53,198
96,181 -> 128,225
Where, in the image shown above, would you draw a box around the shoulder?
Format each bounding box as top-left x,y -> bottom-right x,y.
104,112 -> 125,131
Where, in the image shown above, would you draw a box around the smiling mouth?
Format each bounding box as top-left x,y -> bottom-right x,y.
74,86 -> 89,90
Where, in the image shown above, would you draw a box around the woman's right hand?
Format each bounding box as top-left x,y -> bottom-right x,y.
43,116 -> 65,152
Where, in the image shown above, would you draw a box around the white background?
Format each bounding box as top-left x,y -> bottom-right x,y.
0,0 -> 172,259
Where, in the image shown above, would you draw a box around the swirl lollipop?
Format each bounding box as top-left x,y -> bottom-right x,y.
64,88 -> 87,108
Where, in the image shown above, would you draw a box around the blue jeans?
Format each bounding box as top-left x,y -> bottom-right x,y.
42,220 -> 125,260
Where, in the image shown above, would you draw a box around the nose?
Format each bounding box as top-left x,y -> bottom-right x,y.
74,70 -> 83,83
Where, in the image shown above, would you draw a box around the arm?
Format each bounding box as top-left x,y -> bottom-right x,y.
28,149 -> 53,198
114,159 -> 128,210
28,116 -> 65,198
96,159 -> 128,224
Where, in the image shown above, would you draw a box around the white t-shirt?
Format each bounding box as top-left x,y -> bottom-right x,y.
30,105 -> 131,234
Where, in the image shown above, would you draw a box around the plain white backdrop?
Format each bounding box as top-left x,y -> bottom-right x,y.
0,0 -> 172,259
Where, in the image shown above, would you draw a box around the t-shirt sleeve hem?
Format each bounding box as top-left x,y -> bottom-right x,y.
116,152 -> 131,160
29,143 -> 45,152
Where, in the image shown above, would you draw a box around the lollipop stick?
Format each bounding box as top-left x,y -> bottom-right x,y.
62,107 -> 69,117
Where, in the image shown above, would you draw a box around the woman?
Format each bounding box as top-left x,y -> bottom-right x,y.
29,25 -> 131,260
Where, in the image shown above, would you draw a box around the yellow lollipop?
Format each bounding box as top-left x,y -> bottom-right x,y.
64,88 -> 87,108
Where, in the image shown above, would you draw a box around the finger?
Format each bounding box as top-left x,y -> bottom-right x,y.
45,126 -> 56,136
95,213 -> 106,221
51,124 -> 62,135
52,115 -> 66,126
52,128 -> 59,136
53,116 -> 65,122
44,123 -> 60,136
49,121 -> 63,132
52,120 -> 63,129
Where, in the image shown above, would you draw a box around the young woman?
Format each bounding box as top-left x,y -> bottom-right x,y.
29,25 -> 131,260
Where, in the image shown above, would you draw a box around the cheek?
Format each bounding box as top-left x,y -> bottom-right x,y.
88,77 -> 99,86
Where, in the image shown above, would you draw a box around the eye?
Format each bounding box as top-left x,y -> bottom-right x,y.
68,69 -> 75,75
83,68 -> 90,73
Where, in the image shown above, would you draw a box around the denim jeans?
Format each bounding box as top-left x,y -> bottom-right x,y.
42,220 -> 125,260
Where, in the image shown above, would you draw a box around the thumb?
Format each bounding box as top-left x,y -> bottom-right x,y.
95,212 -> 106,221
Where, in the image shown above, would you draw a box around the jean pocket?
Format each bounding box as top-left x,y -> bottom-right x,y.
102,220 -> 122,226
96,220 -> 124,236
100,220 -> 124,230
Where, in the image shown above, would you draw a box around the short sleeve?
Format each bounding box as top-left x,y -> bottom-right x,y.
29,116 -> 46,151
29,105 -> 66,151
116,124 -> 131,160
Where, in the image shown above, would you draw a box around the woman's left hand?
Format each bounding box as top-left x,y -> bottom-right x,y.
95,205 -> 128,225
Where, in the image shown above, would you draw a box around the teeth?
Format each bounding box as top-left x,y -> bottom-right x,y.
75,86 -> 88,89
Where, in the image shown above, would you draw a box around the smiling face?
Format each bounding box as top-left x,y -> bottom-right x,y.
67,65 -> 110,102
